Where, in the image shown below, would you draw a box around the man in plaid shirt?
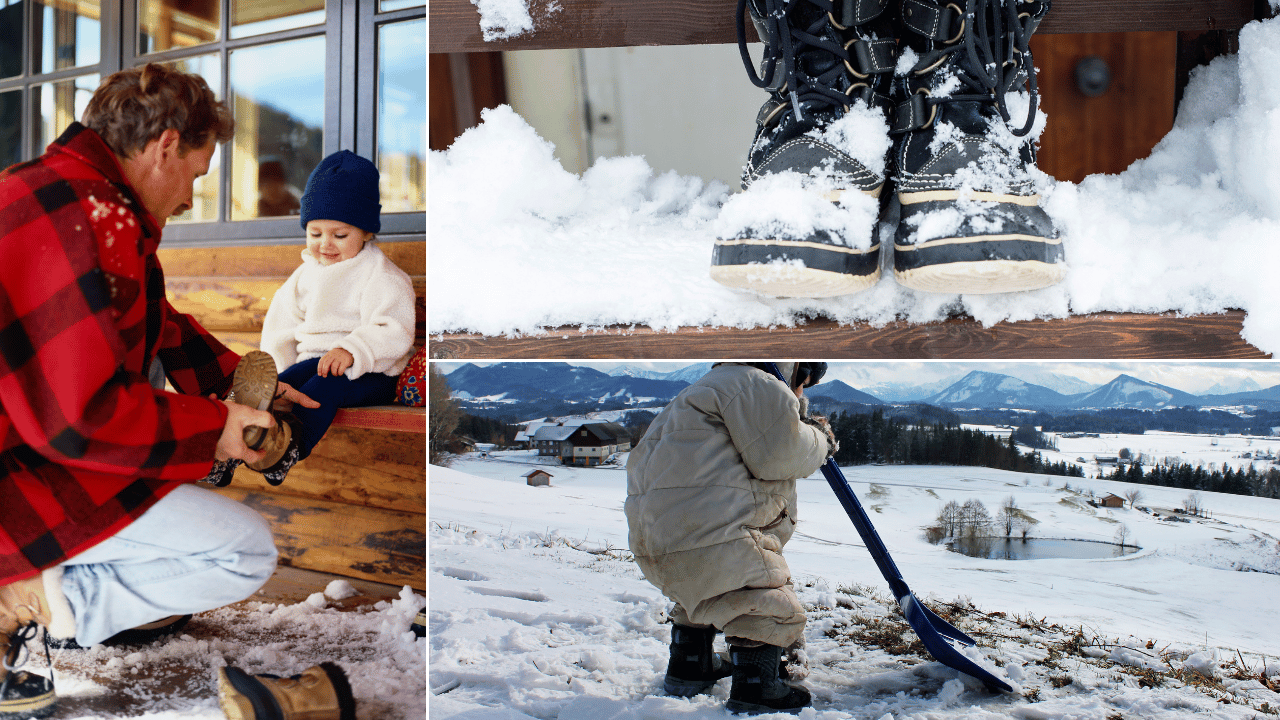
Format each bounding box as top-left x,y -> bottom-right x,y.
0,64 -> 318,716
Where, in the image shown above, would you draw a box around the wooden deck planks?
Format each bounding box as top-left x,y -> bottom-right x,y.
429,0 -> 1258,53
430,311 -> 1270,359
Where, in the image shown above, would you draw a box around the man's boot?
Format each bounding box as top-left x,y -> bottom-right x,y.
662,624 -> 732,697
217,662 -> 356,720
888,0 -> 1065,293
725,643 -> 811,715
710,0 -> 897,298
0,570 -> 76,719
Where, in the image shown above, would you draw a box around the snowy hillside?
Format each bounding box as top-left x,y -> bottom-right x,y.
430,450 -> 1280,719
924,371 -> 1068,408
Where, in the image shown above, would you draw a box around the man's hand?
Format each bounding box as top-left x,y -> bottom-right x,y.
317,348 -> 354,378
216,400 -> 273,462
274,381 -> 321,411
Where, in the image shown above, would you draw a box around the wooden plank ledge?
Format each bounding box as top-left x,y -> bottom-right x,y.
335,405 -> 426,433
429,311 -> 1270,359
430,0 -> 1257,53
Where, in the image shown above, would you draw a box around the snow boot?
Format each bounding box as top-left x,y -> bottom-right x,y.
202,458 -> 243,487
230,351 -> 281,451
218,662 -> 356,720
710,0 -> 897,297
725,643 -> 812,715
888,0 -> 1065,294
0,570 -> 76,719
245,414 -> 302,486
663,624 -> 732,696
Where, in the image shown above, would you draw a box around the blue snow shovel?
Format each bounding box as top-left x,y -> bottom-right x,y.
765,363 -> 1013,693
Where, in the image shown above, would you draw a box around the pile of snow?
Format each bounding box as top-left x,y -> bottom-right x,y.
431,16 -> 1280,354
430,456 -> 1280,719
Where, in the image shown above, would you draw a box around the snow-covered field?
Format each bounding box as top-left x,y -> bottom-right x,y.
969,425 -> 1280,478
429,449 -> 1280,719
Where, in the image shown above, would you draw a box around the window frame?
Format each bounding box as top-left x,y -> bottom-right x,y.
0,0 -> 425,247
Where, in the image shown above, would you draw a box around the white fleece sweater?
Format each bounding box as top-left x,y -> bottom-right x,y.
261,242 -> 416,379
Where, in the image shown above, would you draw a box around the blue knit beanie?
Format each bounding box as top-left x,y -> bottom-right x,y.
300,150 -> 381,234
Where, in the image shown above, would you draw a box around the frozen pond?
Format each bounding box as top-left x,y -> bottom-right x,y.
946,536 -> 1140,560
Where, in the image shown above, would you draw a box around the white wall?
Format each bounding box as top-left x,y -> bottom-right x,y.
503,43 -> 767,189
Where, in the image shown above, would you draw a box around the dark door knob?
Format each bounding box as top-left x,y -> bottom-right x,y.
1075,55 -> 1112,97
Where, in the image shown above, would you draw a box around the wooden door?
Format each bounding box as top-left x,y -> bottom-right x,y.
1029,32 -> 1177,183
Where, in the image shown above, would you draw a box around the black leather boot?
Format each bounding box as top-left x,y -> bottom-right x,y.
711,0 -> 898,298
888,0 -> 1065,294
726,643 -> 812,715
663,624 -> 732,697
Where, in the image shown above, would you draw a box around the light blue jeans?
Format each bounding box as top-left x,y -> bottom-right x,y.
59,484 -> 278,646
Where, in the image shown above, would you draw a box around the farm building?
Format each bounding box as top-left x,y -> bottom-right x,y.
531,422 -> 631,466
1099,494 -> 1126,508
523,469 -> 553,486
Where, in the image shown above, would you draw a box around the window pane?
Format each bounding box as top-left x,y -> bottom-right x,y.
34,0 -> 100,74
377,19 -> 425,213
229,36 -> 324,221
231,0 -> 323,39
379,0 -> 423,11
0,1 -> 23,80
35,73 -> 97,150
0,90 -> 19,168
138,0 -> 219,54
165,53 -> 221,224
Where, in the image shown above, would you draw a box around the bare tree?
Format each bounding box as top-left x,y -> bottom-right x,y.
996,496 -> 1019,537
961,499 -> 992,538
1114,524 -> 1131,547
429,365 -> 461,466
937,500 -> 963,537
1183,492 -> 1204,516
1124,488 -> 1144,508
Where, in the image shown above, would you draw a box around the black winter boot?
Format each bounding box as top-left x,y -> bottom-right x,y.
663,624 -> 732,697
710,0 -> 898,298
726,644 -> 811,715
888,0 -> 1065,294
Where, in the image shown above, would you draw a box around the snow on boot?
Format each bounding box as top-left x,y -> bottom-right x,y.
663,624 -> 732,697
230,351 -> 281,450
217,662 -> 356,720
888,0 -> 1065,294
710,0 -> 897,298
725,644 -> 812,715
0,570 -> 75,719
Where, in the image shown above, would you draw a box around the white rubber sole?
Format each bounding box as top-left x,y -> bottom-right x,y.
710,263 -> 881,298
894,259 -> 1067,294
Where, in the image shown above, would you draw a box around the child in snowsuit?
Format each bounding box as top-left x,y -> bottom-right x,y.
625,362 -> 835,715
254,150 -> 417,484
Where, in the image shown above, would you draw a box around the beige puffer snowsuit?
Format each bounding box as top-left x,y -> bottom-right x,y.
625,363 -> 830,647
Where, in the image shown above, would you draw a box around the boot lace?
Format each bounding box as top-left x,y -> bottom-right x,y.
736,0 -> 856,122
913,0 -> 1042,136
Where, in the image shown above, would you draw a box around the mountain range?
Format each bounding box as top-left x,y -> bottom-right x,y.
442,363 -> 1280,419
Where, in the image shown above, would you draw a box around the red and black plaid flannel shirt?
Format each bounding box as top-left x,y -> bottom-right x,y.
0,123 -> 240,584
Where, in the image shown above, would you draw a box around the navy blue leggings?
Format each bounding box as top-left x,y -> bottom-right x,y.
279,357 -> 399,459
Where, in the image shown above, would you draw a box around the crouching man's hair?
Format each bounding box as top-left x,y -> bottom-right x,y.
82,63 -> 234,158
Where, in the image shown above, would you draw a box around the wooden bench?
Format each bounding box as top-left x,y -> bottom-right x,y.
429,0 -> 1273,359
157,240 -> 426,591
